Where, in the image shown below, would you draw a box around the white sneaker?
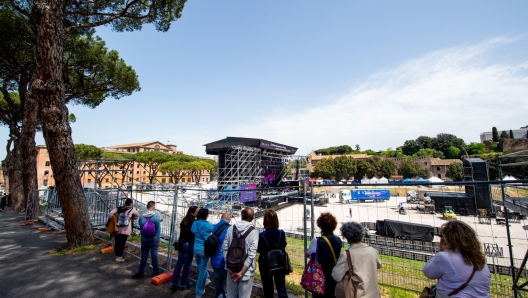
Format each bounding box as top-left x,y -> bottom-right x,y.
115,257 -> 125,263
204,278 -> 211,287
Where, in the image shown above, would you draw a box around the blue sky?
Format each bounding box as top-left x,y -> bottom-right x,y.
2,1 -> 528,159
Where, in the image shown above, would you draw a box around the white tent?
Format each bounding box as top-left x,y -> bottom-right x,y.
370,177 -> 379,184
427,176 -> 444,188
378,176 -> 389,184
361,177 -> 370,184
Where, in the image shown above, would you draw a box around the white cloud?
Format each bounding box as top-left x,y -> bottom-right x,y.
230,36 -> 528,154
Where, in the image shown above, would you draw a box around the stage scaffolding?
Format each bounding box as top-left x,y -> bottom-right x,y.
218,146 -> 261,189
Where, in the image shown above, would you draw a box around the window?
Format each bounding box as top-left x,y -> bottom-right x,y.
43,179 -> 48,186
424,162 -> 427,165
105,178 -> 109,183
162,178 -> 166,183
154,145 -> 160,151
143,171 -> 146,174
88,179 -> 92,183
45,161 -> 50,166
44,170 -> 49,176
136,171 -> 139,175
135,178 -> 139,182
129,178 -> 133,182
137,164 -> 140,168
437,167 -> 441,171
88,171 -> 92,175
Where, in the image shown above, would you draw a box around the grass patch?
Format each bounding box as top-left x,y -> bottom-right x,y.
51,244 -> 96,255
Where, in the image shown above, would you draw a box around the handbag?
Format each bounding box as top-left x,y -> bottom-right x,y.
335,250 -> 361,298
173,241 -> 181,251
422,267 -> 477,297
300,242 -> 326,295
284,251 -> 293,275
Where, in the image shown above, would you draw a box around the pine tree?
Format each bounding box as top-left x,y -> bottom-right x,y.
492,127 -> 499,142
510,129 -> 514,139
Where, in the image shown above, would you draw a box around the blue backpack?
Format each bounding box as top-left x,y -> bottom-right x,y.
142,217 -> 156,236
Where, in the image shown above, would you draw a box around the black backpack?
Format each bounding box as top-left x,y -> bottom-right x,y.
261,231 -> 285,273
204,223 -> 229,257
226,225 -> 255,272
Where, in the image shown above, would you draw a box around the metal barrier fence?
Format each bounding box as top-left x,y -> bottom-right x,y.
38,180 -> 528,297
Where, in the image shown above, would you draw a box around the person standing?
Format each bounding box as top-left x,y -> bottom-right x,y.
108,198 -> 139,263
222,207 -> 259,298
211,212 -> 232,298
306,212 -> 342,298
132,201 -> 161,278
332,222 -> 382,298
193,208 -> 214,298
0,195 -> 6,211
349,207 -> 352,218
258,209 -> 288,298
171,206 -> 199,292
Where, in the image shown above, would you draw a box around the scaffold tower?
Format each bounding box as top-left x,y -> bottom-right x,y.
218,146 -> 261,189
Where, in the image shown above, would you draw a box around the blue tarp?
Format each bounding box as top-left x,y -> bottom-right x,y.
403,178 -> 414,183
415,177 -> 427,182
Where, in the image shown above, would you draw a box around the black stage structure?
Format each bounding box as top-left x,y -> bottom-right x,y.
205,137 -> 298,190
429,157 -> 494,215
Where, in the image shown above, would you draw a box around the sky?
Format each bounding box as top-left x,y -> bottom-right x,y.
2,1 -> 528,159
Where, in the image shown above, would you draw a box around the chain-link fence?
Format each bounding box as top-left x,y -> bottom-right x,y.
38,180 -> 527,297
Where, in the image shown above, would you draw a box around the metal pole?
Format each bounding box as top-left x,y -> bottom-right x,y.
302,181 -> 308,298
310,185 -> 315,239
46,189 -> 50,228
498,157 -> 516,297
166,187 -> 179,272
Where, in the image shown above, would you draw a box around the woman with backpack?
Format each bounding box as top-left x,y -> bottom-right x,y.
257,209 -> 288,298
305,212 -> 342,298
192,208 -> 214,298
108,198 -> 139,263
171,206 -> 198,292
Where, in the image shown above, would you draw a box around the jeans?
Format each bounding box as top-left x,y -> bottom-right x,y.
261,271 -> 288,298
137,241 -> 159,274
171,242 -> 194,287
195,250 -> 210,297
114,234 -> 128,257
213,268 -> 227,298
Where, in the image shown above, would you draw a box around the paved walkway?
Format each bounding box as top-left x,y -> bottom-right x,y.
0,207 -> 219,298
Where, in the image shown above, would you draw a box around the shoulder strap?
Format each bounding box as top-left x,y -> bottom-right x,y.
215,223 -> 229,236
345,250 -> 355,276
196,221 -> 206,241
242,226 -> 255,239
322,236 -> 337,264
448,267 -> 477,296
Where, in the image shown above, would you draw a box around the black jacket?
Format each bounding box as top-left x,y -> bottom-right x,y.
179,219 -> 195,243
312,231 -> 342,298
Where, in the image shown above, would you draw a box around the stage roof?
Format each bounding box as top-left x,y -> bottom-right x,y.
204,137 -> 297,155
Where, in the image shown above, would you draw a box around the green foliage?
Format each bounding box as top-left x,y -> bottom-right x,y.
398,160 -> 429,179
465,142 -> 486,155
314,145 -> 353,155
492,127 -> 499,142
379,159 -> 397,178
310,158 -> 335,179
446,162 -> 463,181
64,34 -> 141,107
412,148 -> 444,159
331,156 -> 357,181
74,144 -> 102,159
158,160 -> 190,183
356,157 -> 381,179
401,140 -> 420,156
133,151 -> 174,183
500,130 -> 509,139
415,136 -> 434,149
355,144 -> 360,151
490,143 -> 500,152
432,133 -> 465,157
380,149 -> 406,158
510,129 -> 514,139
363,149 -> 377,155
188,160 -> 214,183
445,146 -> 462,159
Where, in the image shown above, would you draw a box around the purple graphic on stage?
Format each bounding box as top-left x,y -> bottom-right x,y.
240,184 -> 257,202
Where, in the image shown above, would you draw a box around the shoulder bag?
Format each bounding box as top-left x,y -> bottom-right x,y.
335,250 -> 361,298
300,239 -> 326,295
421,267 -> 477,298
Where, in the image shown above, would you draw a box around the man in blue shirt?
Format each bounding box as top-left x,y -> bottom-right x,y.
132,201 -> 161,278
211,212 -> 231,298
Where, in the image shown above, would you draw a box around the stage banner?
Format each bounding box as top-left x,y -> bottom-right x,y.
240,184 -> 257,202
352,190 -> 390,200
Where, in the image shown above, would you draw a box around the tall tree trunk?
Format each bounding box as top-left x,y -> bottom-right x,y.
31,0 -> 93,246
20,94 -> 38,214
6,145 -> 24,211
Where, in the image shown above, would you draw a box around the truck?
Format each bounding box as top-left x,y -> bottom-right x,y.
340,189 -> 391,203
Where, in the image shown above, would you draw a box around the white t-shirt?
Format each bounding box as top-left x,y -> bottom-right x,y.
422,251 -> 491,297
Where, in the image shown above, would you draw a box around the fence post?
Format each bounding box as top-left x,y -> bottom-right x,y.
46,189 -> 50,228
498,158 -> 517,297
166,187 -> 179,272
310,185 -> 315,239
302,181 -> 308,298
